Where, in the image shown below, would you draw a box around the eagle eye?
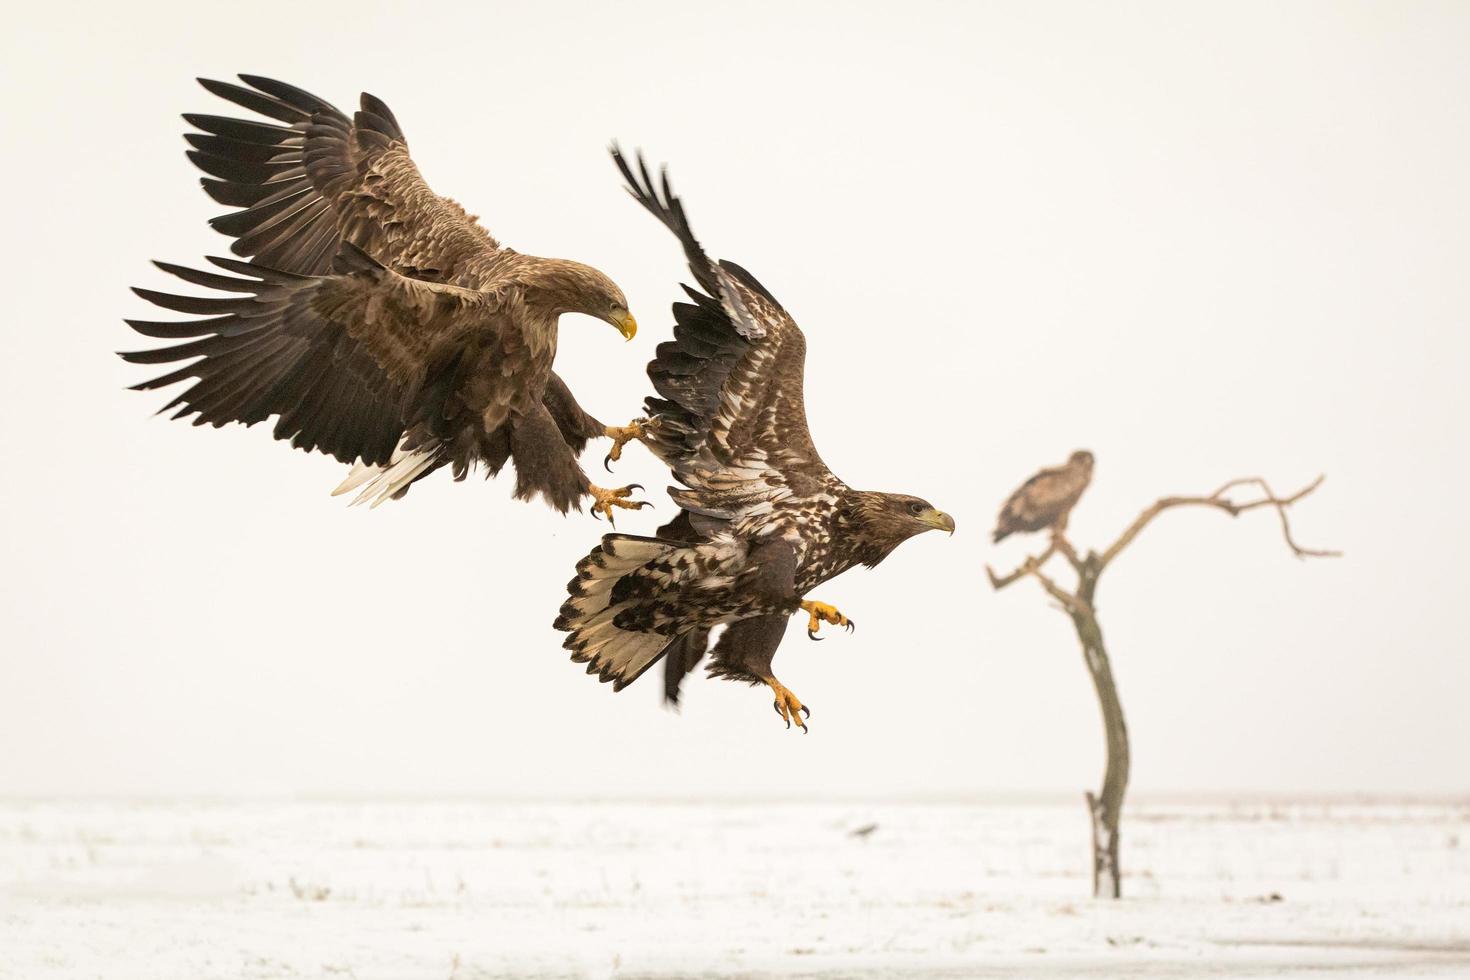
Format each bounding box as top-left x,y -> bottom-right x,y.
908,502 -> 924,515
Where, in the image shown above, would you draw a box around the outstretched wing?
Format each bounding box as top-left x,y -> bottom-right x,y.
123,245 -> 505,466
614,149 -> 831,533
150,76 -> 605,469
188,75 -> 503,284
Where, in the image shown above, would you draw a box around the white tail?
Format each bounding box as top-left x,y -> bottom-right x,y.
331,438 -> 442,508
555,535 -> 683,691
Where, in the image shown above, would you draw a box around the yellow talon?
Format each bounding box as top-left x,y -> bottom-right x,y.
588,483 -> 650,525
603,417 -> 661,471
800,599 -> 853,641
766,678 -> 810,733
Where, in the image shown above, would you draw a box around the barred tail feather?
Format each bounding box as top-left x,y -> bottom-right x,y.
554,535 -> 686,692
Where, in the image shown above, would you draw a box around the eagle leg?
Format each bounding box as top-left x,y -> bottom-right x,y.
587,483 -> 652,526
800,600 -> 855,642
766,678 -> 811,733
602,415 -> 664,472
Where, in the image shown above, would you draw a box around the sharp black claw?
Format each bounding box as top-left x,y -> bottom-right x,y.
603,454 -> 614,473
846,621 -> 855,633
800,705 -> 811,719
808,629 -> 823,641
635,501 -> 653,510
591,507 -> 603,522
625,483 -> 644,493
773,699 -> 783,718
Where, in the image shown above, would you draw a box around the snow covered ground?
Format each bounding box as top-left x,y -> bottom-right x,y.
2,798 -> 1467,978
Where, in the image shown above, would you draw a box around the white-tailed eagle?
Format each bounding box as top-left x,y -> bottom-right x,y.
555,151 -> 955,731
993,451 -> 1094,543
123,76 -> 654,518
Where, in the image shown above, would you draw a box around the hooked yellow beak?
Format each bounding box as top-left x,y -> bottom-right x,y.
920,508 -> 957,535
612,308 -> 638,341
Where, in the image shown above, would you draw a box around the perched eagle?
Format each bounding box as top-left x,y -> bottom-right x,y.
992,450 -> 1095,543
122,75 -> 652,517
554,151 -> 955,731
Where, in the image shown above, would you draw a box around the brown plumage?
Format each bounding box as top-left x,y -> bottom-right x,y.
122,75 -> 644,514
993,450 -> 1095,543
553,151 -> 954,728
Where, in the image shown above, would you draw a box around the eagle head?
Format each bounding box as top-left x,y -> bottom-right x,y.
846,492 -> 955,565
884,494 -> 957,537
528,259 -> 638,340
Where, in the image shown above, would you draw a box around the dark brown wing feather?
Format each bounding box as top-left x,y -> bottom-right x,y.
122,246 -> 504,466
306,246 -> 507,390
611,145 -> 759,335
616,151 -> 828,531
189,75 -> 504,287
124,256 -> 401,464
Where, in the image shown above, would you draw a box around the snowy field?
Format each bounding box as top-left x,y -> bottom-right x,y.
2,798 -> 1467,979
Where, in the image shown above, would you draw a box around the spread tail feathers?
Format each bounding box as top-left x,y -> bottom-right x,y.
332,437 -> 443,507
554,535 -> 689,692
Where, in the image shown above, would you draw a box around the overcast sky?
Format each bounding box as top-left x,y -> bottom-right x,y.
2,1 -> 1466,799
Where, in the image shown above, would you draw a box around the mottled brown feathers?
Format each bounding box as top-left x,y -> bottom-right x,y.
554,152 -> 952,704
993,450 -> 1095,543
125,75 -> 630,510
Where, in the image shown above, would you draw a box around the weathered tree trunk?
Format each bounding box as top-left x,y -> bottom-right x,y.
987,475 -> 1332,900
1073,559 -> 1129,899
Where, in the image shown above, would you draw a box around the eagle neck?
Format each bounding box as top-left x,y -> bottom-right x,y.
836,490 -> 906,569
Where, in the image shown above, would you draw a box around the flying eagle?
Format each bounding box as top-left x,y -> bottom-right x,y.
122,75 -> 652,518
992,450 -> 1094,543
553,151 -> 955,731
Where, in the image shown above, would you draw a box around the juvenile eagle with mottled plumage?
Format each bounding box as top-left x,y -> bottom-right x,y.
122,75 -> 650,518
554,151 -> 955,731
993,450 -> 1094,543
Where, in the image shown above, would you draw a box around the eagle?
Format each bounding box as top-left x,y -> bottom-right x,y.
122,75 -> 652,518
992,450 -> 1095,543
553,151 -> 955,731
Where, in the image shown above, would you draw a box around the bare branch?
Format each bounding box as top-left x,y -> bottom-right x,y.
987,464 -> 1335,901
1033,565 -> 1088,615
1226,476 -> 1340,559
1097,474 -> 1338,571
986,540 -> 1057,590
1053,530 -> 1084,573
985,539 -> 1090,615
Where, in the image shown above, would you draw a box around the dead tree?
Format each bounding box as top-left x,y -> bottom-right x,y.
987,474 -> 1337,899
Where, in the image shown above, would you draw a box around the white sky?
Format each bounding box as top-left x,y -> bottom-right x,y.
2,1 -> 1466,799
